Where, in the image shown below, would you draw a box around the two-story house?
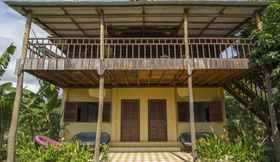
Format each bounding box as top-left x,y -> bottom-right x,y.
5,0 -> 267,159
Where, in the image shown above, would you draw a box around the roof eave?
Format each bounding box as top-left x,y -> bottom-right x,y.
4,0 -> 268,8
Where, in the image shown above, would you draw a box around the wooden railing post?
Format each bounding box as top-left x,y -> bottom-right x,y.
7,11 -> 32,162
184,9 -> 197,161
94,10 -> 105,162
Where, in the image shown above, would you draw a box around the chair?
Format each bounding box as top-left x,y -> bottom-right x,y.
72,132 -> 110,146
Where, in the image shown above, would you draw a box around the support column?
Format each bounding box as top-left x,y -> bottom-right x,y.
94,10 -> 105,162
184,9 -> 197,161
7,11 -> 32,162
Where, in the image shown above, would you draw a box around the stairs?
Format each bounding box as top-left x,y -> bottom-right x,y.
109,142 -> 181,152
224,74 -> 267,107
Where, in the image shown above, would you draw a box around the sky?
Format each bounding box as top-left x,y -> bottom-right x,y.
0,0 -> 48,92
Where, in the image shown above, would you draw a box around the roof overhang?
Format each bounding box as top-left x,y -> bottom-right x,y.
4,0 -> 268,37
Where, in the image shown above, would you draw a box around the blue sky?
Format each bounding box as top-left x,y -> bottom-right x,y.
0,0 -> 48,91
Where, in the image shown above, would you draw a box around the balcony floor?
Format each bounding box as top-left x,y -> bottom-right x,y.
23,58 -> 249,88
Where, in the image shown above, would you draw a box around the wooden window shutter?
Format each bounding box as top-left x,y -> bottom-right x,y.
208,101 -> 223,122
88,102 -> 98,122
177,102 -> 189,122
103,102 -> 111,122
79,102 -> 89,122
64,102 -> 78,122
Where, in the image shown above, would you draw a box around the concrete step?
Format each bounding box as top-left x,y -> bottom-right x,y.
109,146 -> 181,152
110,141 -> 180,147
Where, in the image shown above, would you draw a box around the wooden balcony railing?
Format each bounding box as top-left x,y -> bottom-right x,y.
27,37 -> 254,59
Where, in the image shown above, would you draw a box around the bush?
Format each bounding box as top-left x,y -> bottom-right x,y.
17,136 -> 92,162
16,134 -> 110,162
196,134 -> 267,162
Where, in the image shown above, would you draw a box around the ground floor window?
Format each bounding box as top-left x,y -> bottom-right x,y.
64,102 -> 111,122
177,101 -> 223,122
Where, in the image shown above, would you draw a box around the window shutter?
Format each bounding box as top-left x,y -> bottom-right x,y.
103,102 -> 111,122
64,102 -> 78,122
177,102 -> 189,122
88,102 -> 98,122
208,101 -> 223,122
79,102 -> 89,122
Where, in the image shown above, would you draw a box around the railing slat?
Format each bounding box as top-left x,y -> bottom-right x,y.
27,37 -> 254,60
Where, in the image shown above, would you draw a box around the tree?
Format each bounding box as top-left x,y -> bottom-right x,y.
251,3 -> 280,161
0,44 -> 16,78
18,80 -> 61,140
0,44 -> 16,160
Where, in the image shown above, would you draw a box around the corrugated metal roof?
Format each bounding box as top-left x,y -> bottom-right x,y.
4,0 -> 268,37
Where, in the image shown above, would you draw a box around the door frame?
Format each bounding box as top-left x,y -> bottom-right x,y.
148,99 -> 168,141
120,99 -> 140,142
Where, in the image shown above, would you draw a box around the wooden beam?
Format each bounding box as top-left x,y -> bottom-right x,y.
124,71 -> 130,86
45,27 -> 233,32
142,6 -> 145,36
61,7 -> 88,36
158,71 -> 166,85
136,71 -> 140,86
41,21 -> 243,25
171,70 -> 184,85
7,11 -> 32,162
198,7 -> 226,36
76,71 -> 96,85
82,71 -> 98,85
22,7 -> 59,36
95,9 -> 105,162
32,13 -> 253,19
226,17 -> 251,36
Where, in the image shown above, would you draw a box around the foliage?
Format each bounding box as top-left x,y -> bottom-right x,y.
0,44 -> 16,78
0,83 -> 15,160
0,44 -> 16,160
18,80 -> 62,139
17,134 -> 93,162
100,144 -> 109,161
251,3 -> 280,71
196,134 -> 267,162
250,2 -> 280,161
225,93 -> 267,142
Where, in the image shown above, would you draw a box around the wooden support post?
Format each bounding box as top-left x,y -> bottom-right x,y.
7,11 -> 32,162
184,9 -> 197,161
94,10 -> 105,162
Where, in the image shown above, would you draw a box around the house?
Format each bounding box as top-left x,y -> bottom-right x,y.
5,0 -> 267,160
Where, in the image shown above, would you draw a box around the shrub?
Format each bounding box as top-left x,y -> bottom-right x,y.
16,134 -> 110,162
196,134 -> 267,162
16,134 -> 102,162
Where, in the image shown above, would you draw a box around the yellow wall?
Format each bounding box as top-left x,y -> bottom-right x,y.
62,87 -> 226,141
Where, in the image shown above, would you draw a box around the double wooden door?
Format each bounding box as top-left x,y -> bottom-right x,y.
121,100 -> 140,141
148,100 -> 167,141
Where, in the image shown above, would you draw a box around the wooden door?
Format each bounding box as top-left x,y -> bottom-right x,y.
121,100 -> 140,141
148,100 -> 167,141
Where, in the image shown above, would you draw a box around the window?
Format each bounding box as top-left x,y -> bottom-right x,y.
64,102 -> 111,122
177,101 -> 223,122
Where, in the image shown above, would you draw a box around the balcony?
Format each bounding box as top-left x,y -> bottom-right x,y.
22,37 -> 254,88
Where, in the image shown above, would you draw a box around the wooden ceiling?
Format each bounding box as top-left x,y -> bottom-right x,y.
5,0 -> 267,37
28,69 -> 246,88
